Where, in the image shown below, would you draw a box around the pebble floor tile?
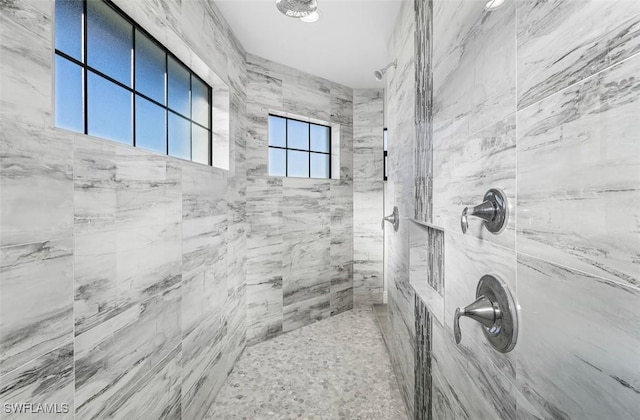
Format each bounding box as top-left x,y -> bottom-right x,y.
206,309 -> 408,420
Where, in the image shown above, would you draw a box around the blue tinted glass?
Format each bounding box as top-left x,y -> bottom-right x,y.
268,116 -> 286,147
168,113 -> 190,160
55,56 -> 83,133
87,0 -> 132,86
310,153 -> 329,179
168,57 -> 190,117
192,123 -> 209,165
383,129 -> 388,150
269,148 -> 286,177
310,124 -> 330,152
135,95 -> 166,154
55,0 -> 83,61
192,76 -> 209,127
88,72 -> 132,144
287,120 -> 309,150
135,30 -> 165,104
288,150 -> 309,178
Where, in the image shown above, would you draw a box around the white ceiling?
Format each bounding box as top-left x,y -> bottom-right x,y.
214,0 -> 403,89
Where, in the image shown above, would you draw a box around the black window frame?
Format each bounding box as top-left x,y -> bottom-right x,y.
54,0 -> 213,166
268,114 -> 332,179
383,128 -> 388,181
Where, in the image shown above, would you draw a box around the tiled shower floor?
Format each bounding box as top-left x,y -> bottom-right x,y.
206,309 -> 408,420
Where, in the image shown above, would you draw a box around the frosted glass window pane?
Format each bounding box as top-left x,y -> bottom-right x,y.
55,0 -> 83,61
87,72 -> 132,145
168,113 -> 190,160
310,153 -> 329,179
87,0 -> 132,86
192,124 -> 209,164
288,150 -> 309,178
135,30 -> 165,104
268,115 -> 286,147
135,95 -> 166,154
310,124 -> 330,152
168,57 -> 190,117
269,148 -> 286,177
55,56 -> 83,133
192,76 -> 209,127
287,120 -> 309,150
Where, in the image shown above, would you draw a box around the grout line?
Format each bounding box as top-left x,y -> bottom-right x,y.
515,249 -> 640,293
516,49 -> 640,113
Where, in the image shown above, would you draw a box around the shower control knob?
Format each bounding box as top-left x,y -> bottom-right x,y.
460,188 -> 508,235
453,274 -> 518,353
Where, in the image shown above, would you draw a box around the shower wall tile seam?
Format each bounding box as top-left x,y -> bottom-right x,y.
515,249 -> 640,294
0,236 -> 76,251
515,48 -> 640,114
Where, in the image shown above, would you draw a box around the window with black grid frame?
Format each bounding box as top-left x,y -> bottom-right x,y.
268,115 -> 331,179
54,0 -> 213,165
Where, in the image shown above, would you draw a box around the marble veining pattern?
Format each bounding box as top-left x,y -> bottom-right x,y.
0,343 -> 74,420
517,54 -> 640,287
0,239 -> 74,376
353,89 -> 385,307
244,54 -> 355,344
385,0 -> 417,416
516,254 -> 640,419
1,0 -> 248,417
207,309 -> 407,420
517,0 -> 640,109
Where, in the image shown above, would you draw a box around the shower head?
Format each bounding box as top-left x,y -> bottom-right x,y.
374,59 -> 397,81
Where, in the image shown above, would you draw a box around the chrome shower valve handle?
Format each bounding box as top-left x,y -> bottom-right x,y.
453,274 -> 518,353
460,188 -> 508,235
454,295 -> 500,344
382,206 -> 399,232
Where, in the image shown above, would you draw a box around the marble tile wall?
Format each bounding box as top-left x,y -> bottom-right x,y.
353,89 -> 385,306
385,0 -> 418,417
384,0 -> 640,419
0,0 -> 248,418
244,54 -> 355,345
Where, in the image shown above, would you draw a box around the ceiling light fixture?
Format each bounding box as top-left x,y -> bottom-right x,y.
275,0 -> 318,18
484,0 -> 506,11
300,11 -> 320,23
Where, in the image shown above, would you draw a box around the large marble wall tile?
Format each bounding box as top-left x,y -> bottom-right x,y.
516,254 -> 640,419
74,222 -> 182,336
282,80 -> 331,122
73,137 -> 117,235
281,178 -> 331,332
517,0 -> 640,109
433,115 -> 516,249
432,0 -> 515,141
0,239 -> 73,376
0,0 -> 52,128
330,180 -> 354,316
181,308 -> 228,418
444,231 -> 517,383
0,343 -> 74,420
353,89 -> 385,306
95,344 -> 181,420
517,55 -> 640,287
75,287 -> 181,419
181,164 -> 228,337
431,320 -> 516,420
385,0 -> 417,415
246,178 -> 284,344
0,121 -> 73,247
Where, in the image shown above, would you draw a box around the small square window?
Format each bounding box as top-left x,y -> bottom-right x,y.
268,115 -> 331,179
